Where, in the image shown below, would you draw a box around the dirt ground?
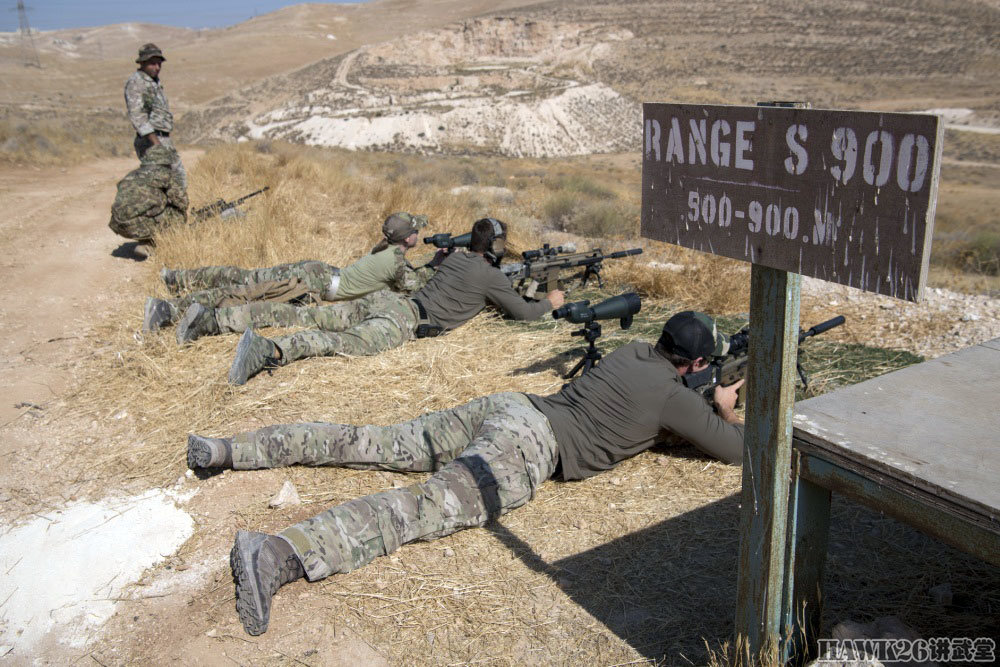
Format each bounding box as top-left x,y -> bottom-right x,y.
1,151 -> 998,666
0,153 -> 393,665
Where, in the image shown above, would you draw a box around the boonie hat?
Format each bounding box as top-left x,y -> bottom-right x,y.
136,43 -> 165,63
658,311 -> 730,359
382,212 -> 428,243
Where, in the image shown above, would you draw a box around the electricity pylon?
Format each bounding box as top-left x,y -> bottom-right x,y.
15,1 -> 42,68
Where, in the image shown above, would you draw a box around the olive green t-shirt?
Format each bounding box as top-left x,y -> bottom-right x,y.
332,246 -> 434,301
527,341 -> 745,481
414,250 -> 551,331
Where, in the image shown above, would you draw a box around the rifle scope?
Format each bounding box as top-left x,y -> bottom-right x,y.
552,292 -> 641,328
522,243 -> 577,261
423,232 -> 472,249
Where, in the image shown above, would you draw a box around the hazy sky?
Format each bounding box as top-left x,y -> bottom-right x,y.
3,1 -> 362,32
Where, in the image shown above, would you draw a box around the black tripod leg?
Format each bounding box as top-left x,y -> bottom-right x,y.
564,355 -> 587,379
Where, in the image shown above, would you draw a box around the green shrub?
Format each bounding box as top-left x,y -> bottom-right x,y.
546,173 -> 617,200
543,192 -> 578,227
962,230 -> 1000,275
563,200 -> 637,238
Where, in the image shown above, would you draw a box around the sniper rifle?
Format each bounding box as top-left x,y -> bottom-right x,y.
502,247 -> 643,300
682,315 -> 846,404
192,186 -> 270,222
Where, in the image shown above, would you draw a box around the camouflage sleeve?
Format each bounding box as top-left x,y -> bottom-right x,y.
392,257 -> 435,294
124,75 -> 154,136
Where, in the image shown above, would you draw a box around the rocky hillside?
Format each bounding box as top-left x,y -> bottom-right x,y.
185,17 -> 642,157
182,0 -> 1000,157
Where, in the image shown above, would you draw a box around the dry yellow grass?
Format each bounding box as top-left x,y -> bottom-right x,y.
56,142 -> 997,665
0,111 -> 132,165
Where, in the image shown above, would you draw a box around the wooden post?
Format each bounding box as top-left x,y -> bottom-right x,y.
639,99 -> 942,661
734,263 -> 801,657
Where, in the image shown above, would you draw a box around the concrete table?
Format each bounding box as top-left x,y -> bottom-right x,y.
783,337 -> 1000,658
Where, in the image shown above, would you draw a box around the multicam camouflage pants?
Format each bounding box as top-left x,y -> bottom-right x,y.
163,280 -> 318,324
263,290 -> 419,362
165,260 -> 338,295
229,392 -> 559,580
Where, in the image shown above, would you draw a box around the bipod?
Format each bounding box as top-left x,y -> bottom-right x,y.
564,321 -> 603,379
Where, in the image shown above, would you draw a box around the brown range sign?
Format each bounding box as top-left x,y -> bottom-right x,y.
640,103 -> 943,301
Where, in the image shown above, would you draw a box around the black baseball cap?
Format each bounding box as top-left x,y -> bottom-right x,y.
658,311 -> 730,359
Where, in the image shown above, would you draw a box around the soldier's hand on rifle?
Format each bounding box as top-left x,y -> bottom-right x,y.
714,378 -> 745,424
148,133 -> 161,146
546,289 -> 566,309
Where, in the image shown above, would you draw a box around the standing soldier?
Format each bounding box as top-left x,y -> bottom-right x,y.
125,43 -> 186,187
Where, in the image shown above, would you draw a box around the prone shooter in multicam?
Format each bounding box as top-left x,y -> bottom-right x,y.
142,213 -> 436,340
187,308 -> 746,637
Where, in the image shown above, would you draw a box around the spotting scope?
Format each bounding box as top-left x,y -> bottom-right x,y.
552,292 -> 642,329
553,293 -> 642,378
423,232 -> 472,249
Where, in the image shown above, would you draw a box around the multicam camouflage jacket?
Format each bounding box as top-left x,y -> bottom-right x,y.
124,69 -> 173,137
109,145 -> 188,241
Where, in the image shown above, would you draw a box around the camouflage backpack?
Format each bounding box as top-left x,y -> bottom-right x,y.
109,145 -> 188,241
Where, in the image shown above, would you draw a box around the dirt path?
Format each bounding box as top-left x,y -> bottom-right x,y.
0,153 -> 391,665
0,157 -> 144,426
0,152 -> 197,661
0,153 -> 202,426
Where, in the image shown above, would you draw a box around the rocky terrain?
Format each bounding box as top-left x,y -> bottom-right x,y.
181,0 -> 1000,157
189,17 -> 642,157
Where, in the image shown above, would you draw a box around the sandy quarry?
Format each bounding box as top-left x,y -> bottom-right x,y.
176,0 -> 1000,159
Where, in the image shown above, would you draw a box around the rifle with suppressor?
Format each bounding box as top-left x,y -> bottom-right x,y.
682,315 -> 846,404
502,247 -> 644,300
192,186 -> 270,222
